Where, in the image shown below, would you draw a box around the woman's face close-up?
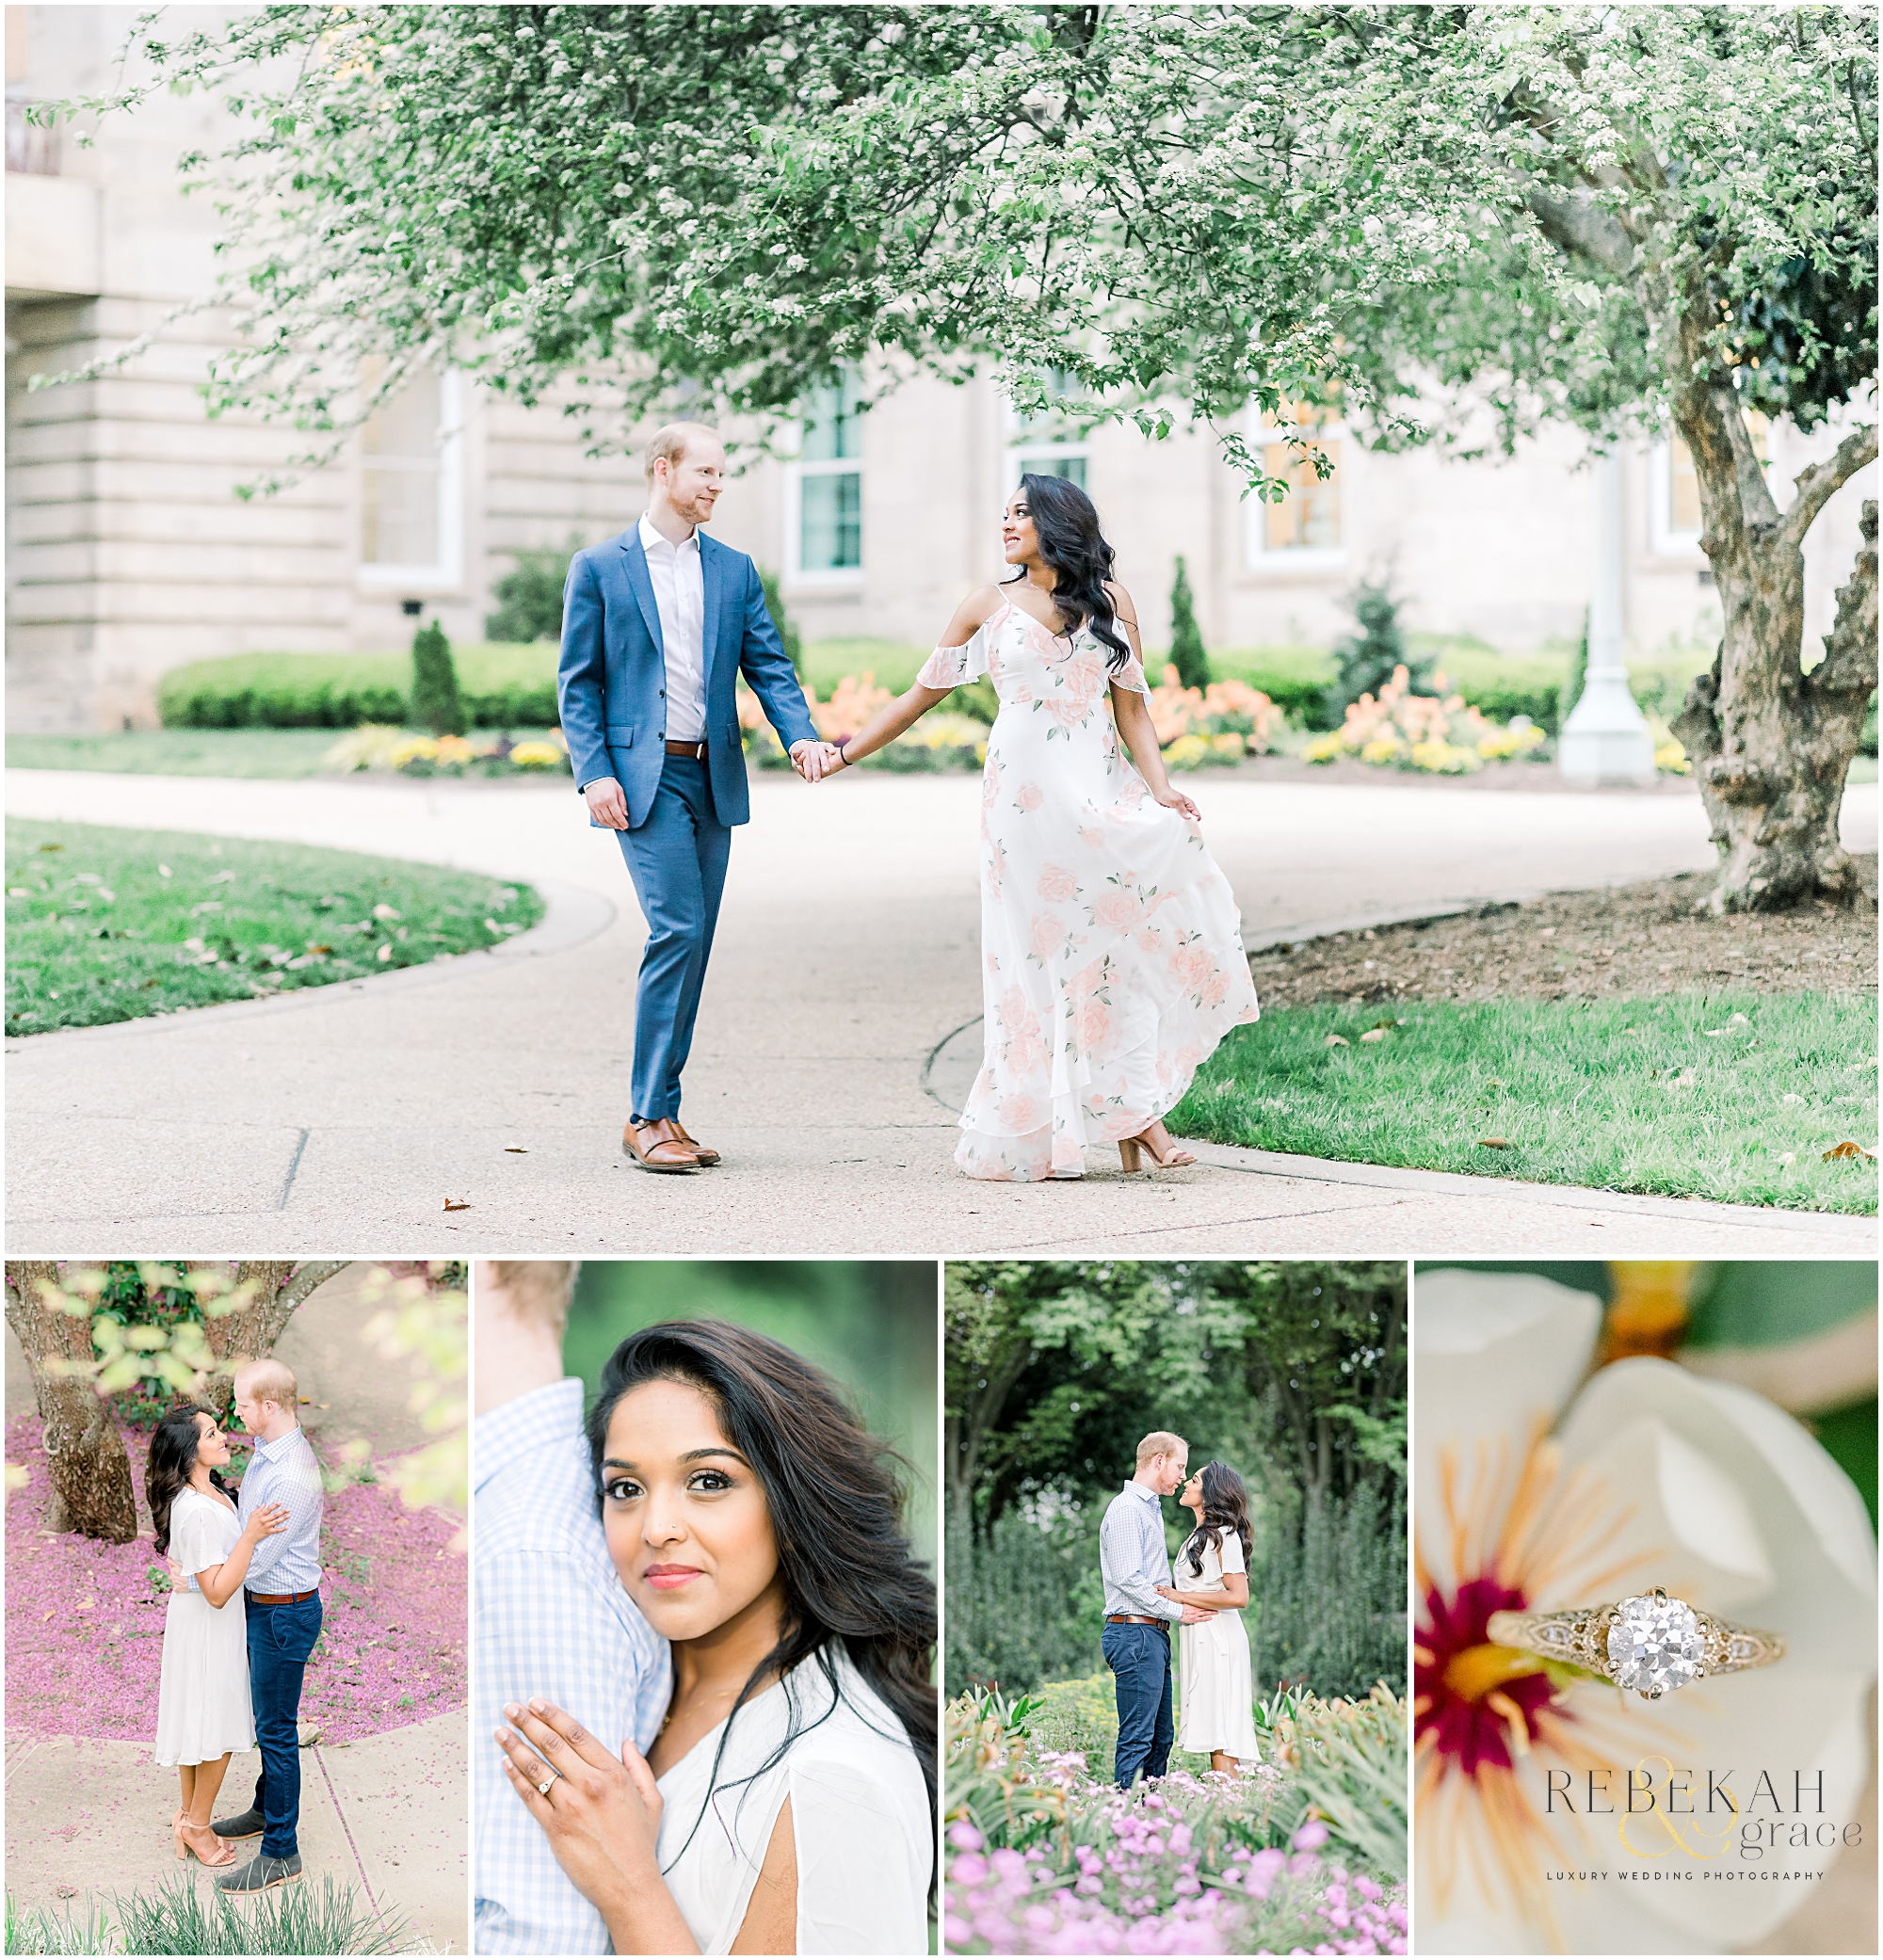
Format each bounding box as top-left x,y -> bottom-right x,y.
601,1378 -> 781,1643
1181,1471 -> 1201,1510
194,1412 -> 231,1469
1001,496 -> 1038,566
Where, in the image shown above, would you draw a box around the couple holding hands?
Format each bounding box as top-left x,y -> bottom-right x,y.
558,421 -> 1258,1183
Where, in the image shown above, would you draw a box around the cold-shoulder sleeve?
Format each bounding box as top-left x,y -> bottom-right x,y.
916,620 -> 992,691
1109,649 -> 1152,695
789,1747 -> 931,1954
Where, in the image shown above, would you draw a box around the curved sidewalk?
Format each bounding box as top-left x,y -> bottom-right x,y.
6,767 -> 1875,1254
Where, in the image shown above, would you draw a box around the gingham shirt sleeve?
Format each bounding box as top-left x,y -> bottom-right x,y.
473,1549 -> 668,1954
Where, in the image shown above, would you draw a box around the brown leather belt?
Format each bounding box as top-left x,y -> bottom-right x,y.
1106,1614 -> 1165,1626
247,1588 -> 319,1605
665,738 -> 707,758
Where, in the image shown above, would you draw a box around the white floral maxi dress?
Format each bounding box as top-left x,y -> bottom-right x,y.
918,602 -> 1260,1181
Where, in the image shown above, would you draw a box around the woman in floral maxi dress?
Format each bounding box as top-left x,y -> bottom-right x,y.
823,474 -> 1258,1181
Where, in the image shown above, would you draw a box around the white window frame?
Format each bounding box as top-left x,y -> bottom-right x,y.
1647,437 -> 1704,559
1004,374 -> 1091,494
357,366 -> 465,591
783,372 -> 865,588
1242,400 -> 1347,573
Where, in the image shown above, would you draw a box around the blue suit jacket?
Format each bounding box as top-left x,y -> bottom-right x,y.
556,527 -> 817,830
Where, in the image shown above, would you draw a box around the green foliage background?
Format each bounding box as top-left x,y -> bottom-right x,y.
945,1261 -> 1406,1704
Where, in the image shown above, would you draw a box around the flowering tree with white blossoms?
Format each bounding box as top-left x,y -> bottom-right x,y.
48,5 -> 1874,909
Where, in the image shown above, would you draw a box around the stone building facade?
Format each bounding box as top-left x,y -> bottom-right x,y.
7,4 -> 1875,731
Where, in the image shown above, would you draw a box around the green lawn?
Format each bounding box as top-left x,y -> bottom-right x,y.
1167,991 -> 1877,1213
6,820 -> 544,1034
8,730 -> 347,778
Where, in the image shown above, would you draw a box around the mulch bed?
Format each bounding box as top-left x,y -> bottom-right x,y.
1249,858 -> 1879,1009
5,1414 -> 465,1744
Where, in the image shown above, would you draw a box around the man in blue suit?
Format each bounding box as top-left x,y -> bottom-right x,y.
557,422 -> 833,1172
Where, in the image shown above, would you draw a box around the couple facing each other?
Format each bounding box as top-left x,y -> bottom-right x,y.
557,420 -> 1258,1184
1100,1431 -> 1262,1788
148,1359 -> 326,1894
474,1262 -> 935,1956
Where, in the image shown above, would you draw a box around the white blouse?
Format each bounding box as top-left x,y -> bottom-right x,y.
655,1646 -> 931,1955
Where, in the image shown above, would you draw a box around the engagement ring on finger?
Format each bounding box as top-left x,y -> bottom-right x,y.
537,1775 -> 555,1796
1488,1587 -> 1784,1701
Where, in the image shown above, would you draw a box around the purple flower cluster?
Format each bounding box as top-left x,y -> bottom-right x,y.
6,1413 -> 464,1745
943,1802 -> 1407,1955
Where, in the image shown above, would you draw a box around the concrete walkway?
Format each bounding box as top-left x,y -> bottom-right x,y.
7,767 -> 1875,1254
3,1707 -> 466,1952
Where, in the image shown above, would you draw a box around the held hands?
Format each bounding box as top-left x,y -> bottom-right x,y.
584,778 -> 630,830
789,739 -> 845,782
497,1698 -> 663,1909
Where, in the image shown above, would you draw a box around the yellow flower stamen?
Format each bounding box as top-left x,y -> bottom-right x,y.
1441,1642 -> 1544,1704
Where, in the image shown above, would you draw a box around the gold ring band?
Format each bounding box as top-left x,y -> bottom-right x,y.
1488,1587 -> 1783,1701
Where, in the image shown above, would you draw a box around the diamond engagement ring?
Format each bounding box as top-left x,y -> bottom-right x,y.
1487,1588 -> 1784,1700
537,1775 -> 555,1797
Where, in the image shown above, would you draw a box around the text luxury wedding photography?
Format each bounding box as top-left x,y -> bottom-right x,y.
474,1259 -> 939,1955
4,1260 -> 469,1956
943,1259 -> 1409,1955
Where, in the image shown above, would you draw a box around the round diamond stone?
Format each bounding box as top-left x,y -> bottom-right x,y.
1607,1593 -> 1703,1696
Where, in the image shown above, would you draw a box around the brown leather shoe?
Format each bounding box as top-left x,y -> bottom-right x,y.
672,1119 -> 719,1165
623,1117 -> 700,1172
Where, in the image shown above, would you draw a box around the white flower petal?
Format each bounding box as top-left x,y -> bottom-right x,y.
1415,1268 -> 1601,1454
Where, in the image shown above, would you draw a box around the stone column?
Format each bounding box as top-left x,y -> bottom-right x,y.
1559,446 -> 1655,785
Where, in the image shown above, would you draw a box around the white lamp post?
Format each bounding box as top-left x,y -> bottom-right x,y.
1559,445 -> 1656,785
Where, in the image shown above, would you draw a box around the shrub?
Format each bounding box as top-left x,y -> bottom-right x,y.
944,1506 -> 1108,1695
1249,1481 -> 1408,1701
759,565 -> 804,674
410,620 -> 466,736
1328,578 -> 1431,721
157,646 -> 560,731
485,539 -> 575,643
1168,554 -> 1211,690
1307,667 -> 1545,777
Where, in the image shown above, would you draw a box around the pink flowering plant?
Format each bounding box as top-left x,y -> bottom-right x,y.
943,1689 -> 1407,1954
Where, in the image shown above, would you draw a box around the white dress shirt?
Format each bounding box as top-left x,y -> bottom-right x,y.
638,509 -> 707,743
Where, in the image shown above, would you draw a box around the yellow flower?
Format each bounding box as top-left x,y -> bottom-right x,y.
1360,735 -> 1405,765
1210,731 -> 1246,758
508,741 -> 564,768
1654,740 -> 1692,775
389,737 -> 439,768
1163,733 -> 1210,770
1303,733 -> 1344,764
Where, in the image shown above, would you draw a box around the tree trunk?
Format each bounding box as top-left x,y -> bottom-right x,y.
1668,358 -> 1878,910
3,1262 -> 137,1542
192,1259 -> 347,1415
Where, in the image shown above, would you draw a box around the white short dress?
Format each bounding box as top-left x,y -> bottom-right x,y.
153,1486 -> 255,1769
1176,1528 -> 1262,1763
654,1646 -> 931,1954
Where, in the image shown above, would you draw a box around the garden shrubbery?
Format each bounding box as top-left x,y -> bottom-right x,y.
159,644 -> 559,730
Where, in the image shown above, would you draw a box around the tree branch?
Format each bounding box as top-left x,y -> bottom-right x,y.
1780,424 -> 1879,556
1811,499 -> 1878,705
1524,185 -> 1635,278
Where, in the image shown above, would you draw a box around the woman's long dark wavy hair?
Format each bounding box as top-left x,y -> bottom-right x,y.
1006,472 -> 1134,672
1182,1460 -> 1254,1578
587,1319 -> 938,1886
147,1403 -> 229,1557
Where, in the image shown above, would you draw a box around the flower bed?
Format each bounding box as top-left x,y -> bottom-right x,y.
1303,667 -> 1549,774
4,1412 -> 464,1744
321,726 -> 571,778
943,1687 -> 1407,1954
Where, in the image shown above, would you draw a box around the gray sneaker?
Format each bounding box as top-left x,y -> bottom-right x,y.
211,1808 -> 266,1841
215,1852 -> 302,1894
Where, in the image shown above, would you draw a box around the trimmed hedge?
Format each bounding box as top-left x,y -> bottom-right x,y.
160,644 -> 558,730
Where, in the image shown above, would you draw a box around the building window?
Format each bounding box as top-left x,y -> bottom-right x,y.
787,369 -> 863,580
359,363 -> 463,585
1006,368 -> 1089,491
1245,399 -> 1343,567
1649,415 -> 1768,556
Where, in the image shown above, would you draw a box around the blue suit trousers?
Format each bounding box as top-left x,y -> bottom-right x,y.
620,757 -> 731,1122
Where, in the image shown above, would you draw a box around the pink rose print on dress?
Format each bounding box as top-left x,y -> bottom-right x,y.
1138,926 -> 1164,953
1028,912 -> 1061,960
1016,781 -> 1044,813
1080,826 -> 1104,849
1075,996 -> 1111,1049
998,1091 -> 1039,1133
1037,863 -> 1079,904
1200,972 -> 1229,1008
1093,886 -> 1140,934
1169,941 -> 1213,990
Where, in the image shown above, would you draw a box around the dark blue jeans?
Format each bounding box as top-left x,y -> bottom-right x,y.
618,757 -> 732,1123
1102,1619 -> 1173,1790
247,1593 -> 322,1858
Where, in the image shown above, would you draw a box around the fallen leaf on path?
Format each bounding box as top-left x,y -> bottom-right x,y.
372,904 -> 401,921
1782,1093 -> 1805,1104
1324,1035 -> 1349,1048
1359,1028 -> 1387,1043
1478,1137 -> 1511,1149
443,1197 -> 472,1212
1822,1141 -> 1875,1163
504,1147 -> 527,1153
377,943 -> 393,962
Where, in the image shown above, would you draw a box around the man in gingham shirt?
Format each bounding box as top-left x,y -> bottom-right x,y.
1099,1430 -> 1215,1791
474,1263 -> 670,1953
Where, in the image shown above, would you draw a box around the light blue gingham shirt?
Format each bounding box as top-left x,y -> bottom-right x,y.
474,1378 -> 671,1955
1100,1481 -> 1183,1621
184,1423 -> 323,1596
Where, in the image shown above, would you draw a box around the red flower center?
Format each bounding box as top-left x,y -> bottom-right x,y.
1417,1576 -> 1559,1777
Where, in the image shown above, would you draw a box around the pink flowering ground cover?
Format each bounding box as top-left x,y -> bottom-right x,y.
6,1414 -> 464,1744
